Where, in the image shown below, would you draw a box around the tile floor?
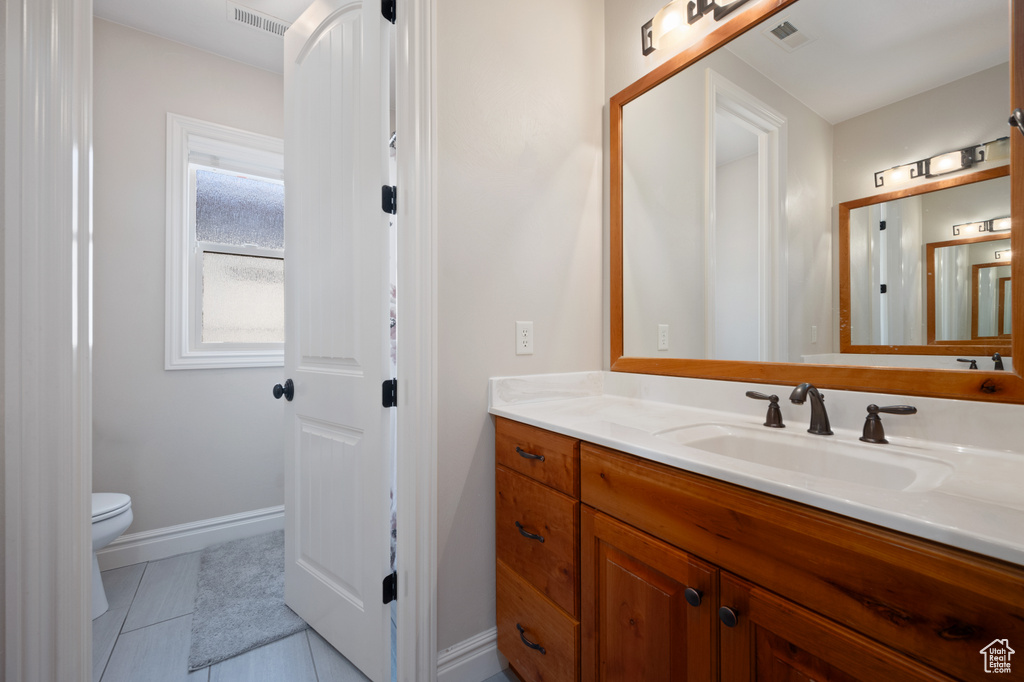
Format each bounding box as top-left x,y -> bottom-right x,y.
93,551 -> 369,682
92,550 -> 517,682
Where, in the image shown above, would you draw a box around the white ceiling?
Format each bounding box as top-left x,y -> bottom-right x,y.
726,0 -> 1009,124
93,0 -> 311,73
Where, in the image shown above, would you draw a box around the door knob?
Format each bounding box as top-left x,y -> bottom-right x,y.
273,379 -> 294,401
719,606 -> 739,628
684,587 -> 703,607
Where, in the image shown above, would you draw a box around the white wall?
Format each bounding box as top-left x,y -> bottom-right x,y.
435,0 -> 605,652
1,0 -> 6,660
92,19 -> 285,534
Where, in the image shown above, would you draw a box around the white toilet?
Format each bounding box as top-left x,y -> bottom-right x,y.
92,492 -> 133,619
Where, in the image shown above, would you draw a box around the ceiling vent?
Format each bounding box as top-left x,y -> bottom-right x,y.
226,1 -> 291,38
762,19 -> 815,52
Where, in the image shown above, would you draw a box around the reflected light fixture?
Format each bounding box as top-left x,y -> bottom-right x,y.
991,217 -> 1013,232
952,216 -> 1012,236
995,249 -> 1012,260
874,137 -> 1009,188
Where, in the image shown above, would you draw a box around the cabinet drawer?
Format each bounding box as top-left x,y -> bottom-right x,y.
497,560 -> 580,682
497,466 -> 579,616
496,417 -> 579,496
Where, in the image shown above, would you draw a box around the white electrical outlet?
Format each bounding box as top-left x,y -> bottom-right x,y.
658,324 -> 669,351
516,321 -> 534,355
811,325 -> 818,343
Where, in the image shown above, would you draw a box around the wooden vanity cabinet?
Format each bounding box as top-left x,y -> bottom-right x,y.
495,417 -> 581,681
496,419 -> 1024,681
581,443 -> 1024,682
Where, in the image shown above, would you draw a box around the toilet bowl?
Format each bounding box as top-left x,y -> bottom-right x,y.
92,492 -> 133,619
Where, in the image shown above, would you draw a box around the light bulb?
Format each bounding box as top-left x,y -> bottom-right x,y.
652,0 -> 689,50
991,217 -> 1012,232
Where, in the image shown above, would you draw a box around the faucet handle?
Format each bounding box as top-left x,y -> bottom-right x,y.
993,353 -> 1004,371
745,391 -> 785,428
957,358 -> 978,370
860,404 -> 917,444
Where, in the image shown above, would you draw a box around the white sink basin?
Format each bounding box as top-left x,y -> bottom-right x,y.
655,423 -> 953,492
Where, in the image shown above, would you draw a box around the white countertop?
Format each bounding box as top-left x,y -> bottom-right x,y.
488,371 -> 1024,566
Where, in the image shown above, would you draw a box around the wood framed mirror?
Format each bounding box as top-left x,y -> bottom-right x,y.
838,167 -> 1011,357
610,0 -> 1024,402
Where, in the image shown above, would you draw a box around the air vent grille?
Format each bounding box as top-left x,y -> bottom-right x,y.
762,18 -> 814,52
770,21 -> 798,40
226,1 -> 291,38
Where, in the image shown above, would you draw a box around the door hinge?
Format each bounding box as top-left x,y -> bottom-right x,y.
382,0 -> 396,24
383,571 -> 397,604
880,284 -> 888,294
879,220 -> 887,231
382,185 -> 397,215
382,378 -> 397,408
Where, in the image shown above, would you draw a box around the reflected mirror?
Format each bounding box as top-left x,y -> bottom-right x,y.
840,171 -> 1012,357
620,0 -> 1010,367
611,0 -> 1023,401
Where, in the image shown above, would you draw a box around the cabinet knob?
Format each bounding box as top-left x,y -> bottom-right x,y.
719,606 -> 739,628
684,587 -> 703,607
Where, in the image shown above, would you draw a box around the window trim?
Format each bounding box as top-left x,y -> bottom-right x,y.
166,113 -> 285,369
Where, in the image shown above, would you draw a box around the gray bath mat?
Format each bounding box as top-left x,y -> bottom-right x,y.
187,530 -> 308,671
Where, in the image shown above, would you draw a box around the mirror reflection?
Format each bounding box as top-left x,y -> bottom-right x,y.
844,175 -> 1011,348
973,258 -> 1012,339
619,0 -> 1011,369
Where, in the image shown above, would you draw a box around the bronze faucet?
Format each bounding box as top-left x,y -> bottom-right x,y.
789,383 -> 833,435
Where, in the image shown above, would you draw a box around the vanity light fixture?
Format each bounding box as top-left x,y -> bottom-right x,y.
873,137 -> 1009,188
995,249 -> 1011,260
643,0 -> 689,55
952,216 -> 1011,236
642,0 -> 756,55
874,161 -> 923,188
990,217 -> 1013,232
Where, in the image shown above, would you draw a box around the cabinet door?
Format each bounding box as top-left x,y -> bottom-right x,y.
719,573 -> 955,682
581,506 -> 717,682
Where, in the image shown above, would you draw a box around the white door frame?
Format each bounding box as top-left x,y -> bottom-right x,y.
3,0 -> 94,680
4,0 -> 440,680
396,0 -> 439,678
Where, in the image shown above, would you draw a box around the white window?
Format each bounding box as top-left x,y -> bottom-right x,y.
166,114 -> 285,369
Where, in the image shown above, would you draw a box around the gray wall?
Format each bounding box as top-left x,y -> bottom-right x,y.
92,19 -> 285,534
434,0 -> 605,651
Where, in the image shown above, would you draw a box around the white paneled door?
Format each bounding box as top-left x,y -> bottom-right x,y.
283,2 -> 392,681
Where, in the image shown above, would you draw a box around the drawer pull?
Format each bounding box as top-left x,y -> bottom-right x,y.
684,587 -> 703,607
719,606 -> 739,628
516,623 -> 547,655
515,521 -> 546,543
516,446 -> 545,462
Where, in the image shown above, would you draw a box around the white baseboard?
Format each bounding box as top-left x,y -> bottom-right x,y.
96,505 -> 285,570
437,627 -> 507,682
